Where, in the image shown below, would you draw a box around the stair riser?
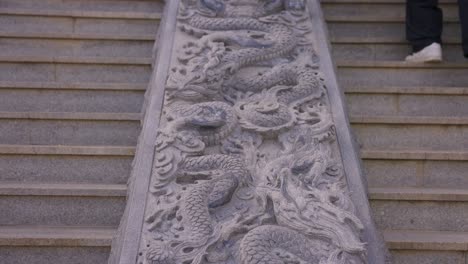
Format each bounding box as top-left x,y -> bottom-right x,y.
347,94 -> 468,117
2,0 -> 163,13
329,22 -> 461,42
0,155 -> 132,184
364,159 -> 468,189
372,200 -> 468,232
1,15 -> 159,35
333,43 -> 465,62
0,196 -> 125,226
0,38 -> 153,58
0,63 -> 151,83
390,250 -> 466,264
323,3 -> 458,22
353,124 -> 468,150
338,68 -> 468,87
0,89 -> 144,113
0,120 -> 140,146
0,246 -> 110,264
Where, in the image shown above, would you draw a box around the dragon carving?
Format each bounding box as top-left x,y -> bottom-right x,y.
140,1 -> 368,263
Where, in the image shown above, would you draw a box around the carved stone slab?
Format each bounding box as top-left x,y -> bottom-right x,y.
131,1 -> 382,263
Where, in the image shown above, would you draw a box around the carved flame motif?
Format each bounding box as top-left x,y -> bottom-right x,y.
140,1 -> 367,263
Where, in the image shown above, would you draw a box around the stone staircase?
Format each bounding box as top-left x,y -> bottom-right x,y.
322,0 -> 468,263
0,0 -> 163,263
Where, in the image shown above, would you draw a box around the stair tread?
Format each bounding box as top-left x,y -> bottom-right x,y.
370,187 -> 468,201
322,0 -> 456,4
0,226 -> 115,246
0,31 -> 155,40
0,7 -> 162,19
345,86 -> 468,95
0,144 -> 135,156
331,36 -> 461,44
0,55 -> 152,65
0,112 -> 141,121
0,183 -> 126,197
337,60 -> 468,68
384,229 -> 468,251
362,149 -> 468,160
350,115 -> 468,125
326,14 -> 458,23
0,81 -> 147,90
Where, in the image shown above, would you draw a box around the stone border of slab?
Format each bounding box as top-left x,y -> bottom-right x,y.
107,1 -> 180,263
308,1 -> 390,263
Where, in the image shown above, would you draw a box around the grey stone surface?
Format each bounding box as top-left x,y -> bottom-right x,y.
338,67 -> 468,87
0,0 -> 164,13
390,250 -> 465,264
0,119 -> 140,146
0,63 -> 152,83
363,160 -> 423,188
372,200 -> 468,232
0,88 -> 144,113
347,94 -> 468,117
108,2 -> 180,263
328,22 -> 461,43
0,154 -> 132,184
333,43 -> 466,62
0,38 -> 154,58
0,196 -> 125,226
0,246 -> 111,264
322,2 -> 458,22
353,124 -> 468,150
365,159 -> 468,189
117,0 -> 385,263
1,15 -> 159,35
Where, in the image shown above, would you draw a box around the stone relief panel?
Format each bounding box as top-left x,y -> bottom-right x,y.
139,0 -> 367,263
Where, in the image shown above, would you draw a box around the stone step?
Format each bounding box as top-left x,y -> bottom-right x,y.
0,145 -> 135,184
0,31 -> 155,40
328,22 -> 461,44
332,43 -> 466,62
370,187 -> 468,202
0,81 -> 147,90
337,61 -> 468,87
0,183 -> 126,226
0,112 -> 141,146
323,2 -> 458,22
0,86 -> 144,113
321,0 -> 457,4
0,55 -> 152,65
384,229 -> 468,264
0,8 -> 162,19
1,15 -> 159,37
385,229 -> 468,251
351,116 -> 468,125
362,150 -> 468,189
0,226 -> 114,264
0,63 -> 151,83
345,88 -> 468,117
0,0 -> 164,14
345,86 -> 468,95
351,122 -> 468,151
0,182 -> 126,197
370,188 -> 468,232
0,38 -> 154,58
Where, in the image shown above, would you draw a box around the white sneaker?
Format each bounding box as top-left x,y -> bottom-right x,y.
405,43 -> 442,63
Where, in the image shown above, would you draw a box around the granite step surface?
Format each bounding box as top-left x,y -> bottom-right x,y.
0,1 -> 161,261
324,0 -> 468,261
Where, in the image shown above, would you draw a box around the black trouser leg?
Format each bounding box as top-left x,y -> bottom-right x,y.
406,0 -> 443,52
459,0 -> 468,57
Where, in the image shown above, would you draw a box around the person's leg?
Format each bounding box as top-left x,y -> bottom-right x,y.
406,0 -> 443,52
458,0 -> 468,57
